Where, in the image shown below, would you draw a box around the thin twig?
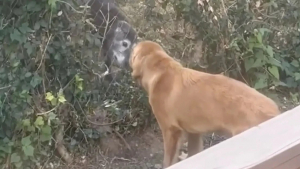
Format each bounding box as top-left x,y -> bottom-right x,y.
86,116 -> 124,126
114,130 -> 131,151
36,34 -> 53,71
0,85 -> 11,90
36,104 -> 59,116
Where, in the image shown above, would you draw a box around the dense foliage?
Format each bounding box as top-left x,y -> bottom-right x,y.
158,0 -> 300,91
0,0 -> 299,168
0,0 -> 149,168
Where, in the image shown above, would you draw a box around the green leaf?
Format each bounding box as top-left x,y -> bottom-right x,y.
45,92 -> 55,101
94,38 -> 101,46
41,125 -> 52,135
24,42 -> 33,55
34,22 -> 40,30
40,133 -> 52,142
244,58 -> 254,71
40,126 -> 52,142
291,60 -> 299,67
268,66 -> 279,80
14,161 -> 23,168
253,43 -> 264,49
265,45 -> 274,57
57,89 -> 66,103
11,153 -> 21,163
58,95 -> 66,103
75,74 -> 83,82
10,29 -> 22,42
294,73 -> 300,81
47,112 -> 57,120
266,57 -> 282,68
258,28 -> 272,37
78,83 -> 83,91
48,0 -> 58,9
27,126 -> 35,132
256,33 -> 262,44
34,116 -> 44,127
22,145 -> 34,157
39,20 -> 48,28
254,78 -> 268,89
252,58 -> 264,68
25,72 -> 32,77
30,74 -> 42,87
50,98 -> 57,106
0,146 -> 11,153
22,119 -> 31,127
21,136 -> 31,146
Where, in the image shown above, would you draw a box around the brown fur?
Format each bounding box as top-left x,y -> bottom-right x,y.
129,41 -> 280,168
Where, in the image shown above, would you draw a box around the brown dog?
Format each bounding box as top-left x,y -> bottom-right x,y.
129,40 -> 280,168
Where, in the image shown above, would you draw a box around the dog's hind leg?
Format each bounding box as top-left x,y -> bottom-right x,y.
187,133 -> 203,158
161,127 -> 183,168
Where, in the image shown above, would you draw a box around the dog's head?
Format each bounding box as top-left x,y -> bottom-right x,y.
103,21 -> 138,69
129,41 -> 163,81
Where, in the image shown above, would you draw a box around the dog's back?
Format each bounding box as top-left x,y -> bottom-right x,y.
149,51 -> 280,136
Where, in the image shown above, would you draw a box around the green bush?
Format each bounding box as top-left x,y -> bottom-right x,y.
0,0 -> 149,168
158,0 -> 300,90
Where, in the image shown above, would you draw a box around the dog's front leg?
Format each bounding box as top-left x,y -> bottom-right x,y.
187,133 -> 203,158
161,127 -> 183,168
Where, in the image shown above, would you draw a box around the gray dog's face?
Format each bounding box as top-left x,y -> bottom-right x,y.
106,21 -> 137,70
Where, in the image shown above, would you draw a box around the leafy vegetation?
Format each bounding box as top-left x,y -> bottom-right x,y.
0,0 -> 149,168
157,0 -> 300,91
0,0 -> 300,168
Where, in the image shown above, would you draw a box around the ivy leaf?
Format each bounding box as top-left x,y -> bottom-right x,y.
254,78 -> 268,89
34,22 -> 40,30
77,83 -> 83,91
244,58 -> 254,72
48,0 -> 58,10
24,42 -> 33,55
75,74 -> 83,82
294,73 -> 300,81
58,95 -> 66,103
48,112 -> 57,120
258,28 -> 271,37
25,72 -> 32,77
14,161 -> 23,168
41,125 -> 52,135
265,45 -> 274,58
10,153 -> 21,163
22,145 -> 34,157
50,98 -> 58,106
34,116 -> 44,127
94,38 -> 101,46
45,92 -> 55,101
21,136 -> 31,146
30,74 -> 42,87
40,125 -> 52,142
268,66 -> 279,80
57,88 -> 66,103
291,60 -> 299,67
10,29 -> 22,42
22,119 -> 31,127
256,33 -> 263,44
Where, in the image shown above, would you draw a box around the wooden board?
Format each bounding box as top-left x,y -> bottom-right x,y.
167,105 -> 300,169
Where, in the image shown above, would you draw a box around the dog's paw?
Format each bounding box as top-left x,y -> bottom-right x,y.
178,151 -> 188,161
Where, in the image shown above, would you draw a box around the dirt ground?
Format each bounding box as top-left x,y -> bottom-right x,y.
54,122 -> 227,169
